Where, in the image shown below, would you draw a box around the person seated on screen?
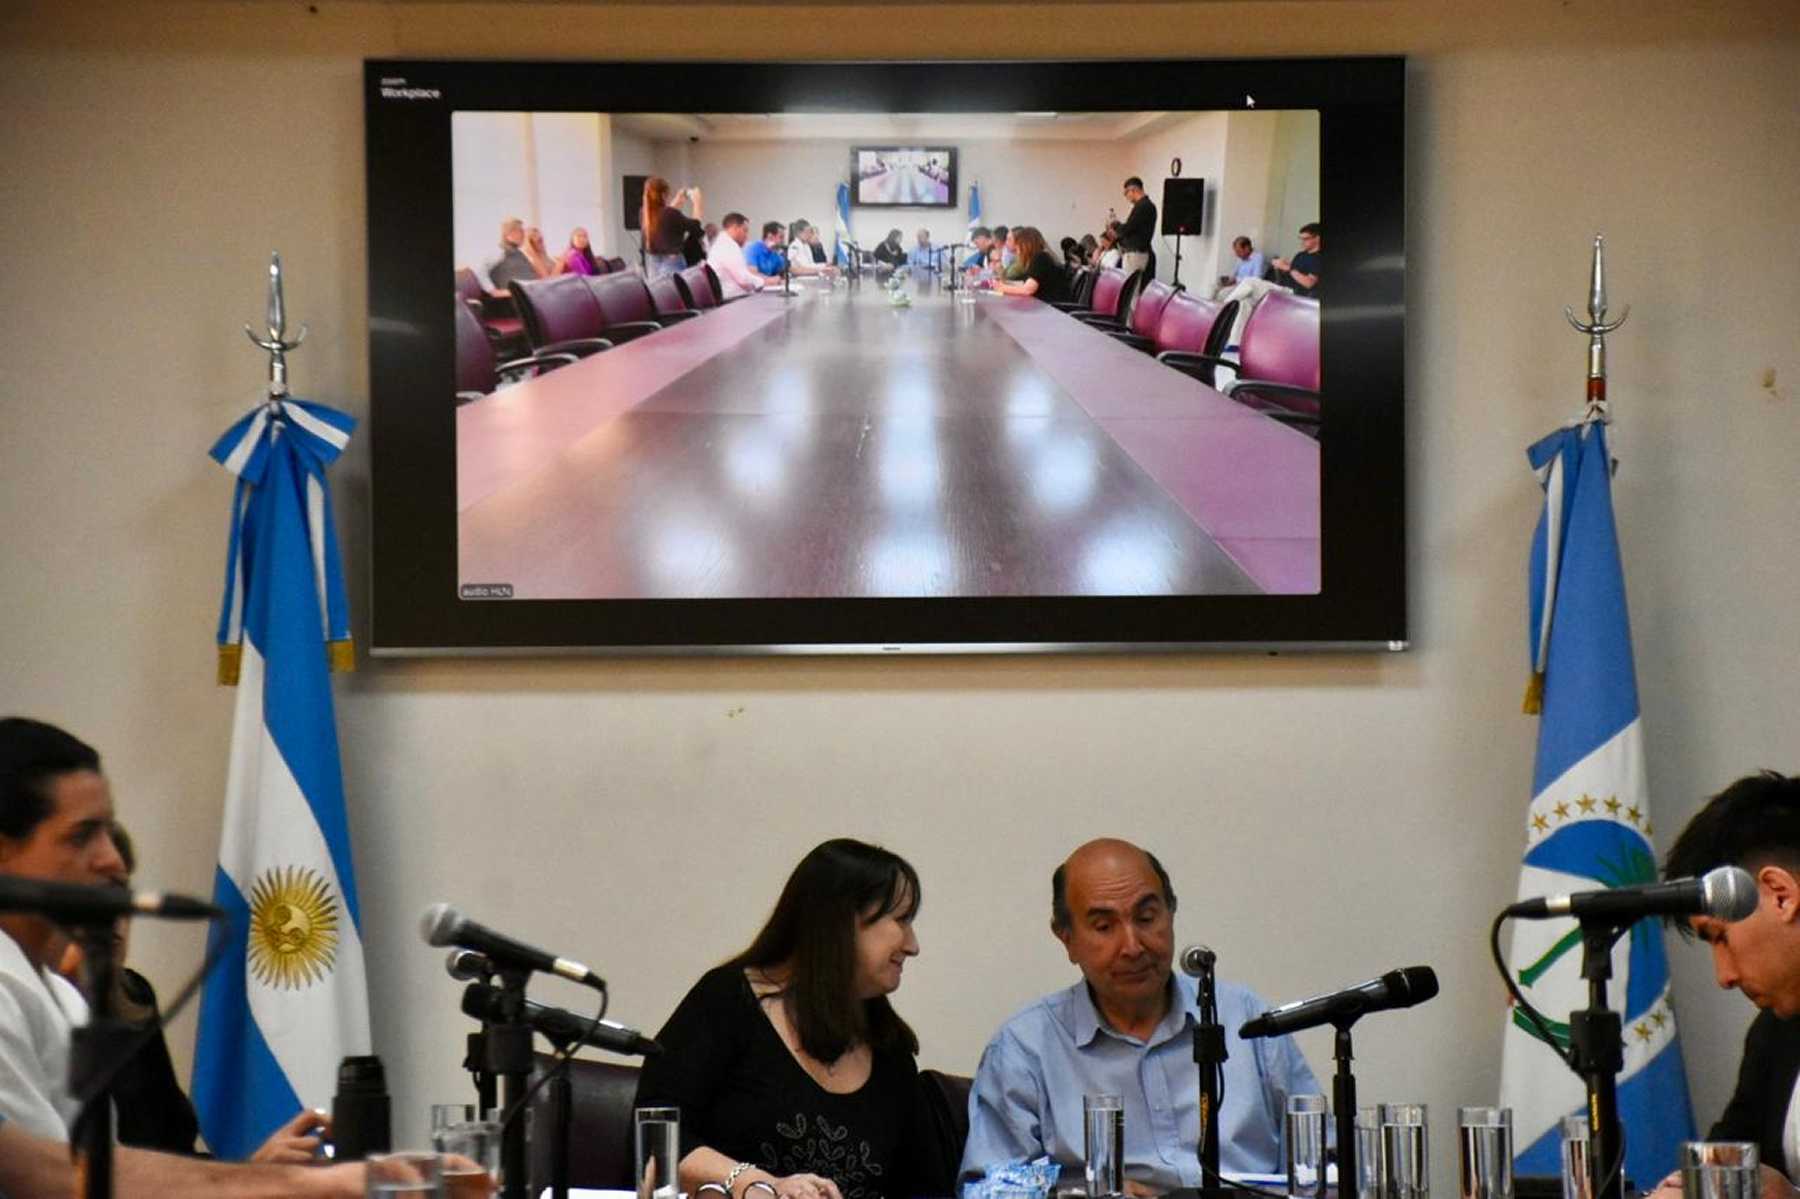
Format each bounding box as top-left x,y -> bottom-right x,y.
0,718 -> 331,1162
871,228 -> 907,270
560,227 -> 601,276
1640,772 -> 1800,1199
990,227 -> 1067,303
483,217 -> 536,294
801,223 -> 831,266
522,226 -> 558,279
1079,233 -> 1100,263
961,838 -> 1322,1192
962,227 -> 994,273
1094,221 -> 1124,270
702,222 -> 720,251
642,176 -> 705,278
745,220 -> 790,280
1267,223 -> 1320,297
632,839 -> 955,1199
906,228 -> 939,271
784,221 -> 839,279
1215,236 -> 1265,295
1059,236 -> 1084,267
706,213 -> 773,299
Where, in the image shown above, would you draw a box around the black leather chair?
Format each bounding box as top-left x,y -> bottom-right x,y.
526,1054 -> 639,1193
454,301 -> 576,403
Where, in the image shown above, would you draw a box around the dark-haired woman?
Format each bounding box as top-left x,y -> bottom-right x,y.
633,839 -> 942,1199
642,176 -> 704,278
871,229 -> 907,269
991,227 -> 1068,304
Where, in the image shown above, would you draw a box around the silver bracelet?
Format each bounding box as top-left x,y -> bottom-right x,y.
724,1162 -> 756,1195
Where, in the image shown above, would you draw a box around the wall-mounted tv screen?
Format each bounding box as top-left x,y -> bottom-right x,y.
852,145 -> 957,207
366,57 -> 1406,654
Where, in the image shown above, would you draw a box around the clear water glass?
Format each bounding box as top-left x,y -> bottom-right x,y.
433,1119 -> 500,1199
1378,1103 -> 1429,1199
1356,1107 -> 1382,1199
1682,1142 -> 1759,1199
1458,1106 -> 1513,1199
429,1104 -> 476,1135
365,1151 -> 445,1197
634,1106 -> 680,1199
1083,1092 -> 1124,1199
1286,1094 -> 1328,1199
1560,1115 -> 1593,1199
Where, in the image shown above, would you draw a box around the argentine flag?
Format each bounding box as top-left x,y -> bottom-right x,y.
834,181 -> 852,268
193,398 -> 371,1158
1500,420 -> 1694,1186
967,181 -> 982,230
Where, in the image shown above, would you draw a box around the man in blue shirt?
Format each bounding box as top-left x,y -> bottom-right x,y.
745,221 -> 788,278
963,227 -> 994,272
961,838 -> 1322,1192
906,227 -> 939,270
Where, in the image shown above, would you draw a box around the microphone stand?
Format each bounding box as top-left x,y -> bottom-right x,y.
1571,920 -> 1630,1199
539,1030 -> 580,1199
1331,1022 -> 1358,1199
1193,960 -> 1227,1199
70,924 -> 128,1199
486,966 -> 535,1199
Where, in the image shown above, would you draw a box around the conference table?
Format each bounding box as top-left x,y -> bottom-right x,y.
455,273 -> 1320,601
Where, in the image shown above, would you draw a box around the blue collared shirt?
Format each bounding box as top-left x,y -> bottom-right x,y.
907,244 -> 939,269
961,973 -> 1322,1189
746,240 -> 786,277
1233,252 -> 1266,281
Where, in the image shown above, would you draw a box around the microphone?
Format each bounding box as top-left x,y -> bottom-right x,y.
1504,865 -> 1757,924
1179,944 -> 1217,977
460,983 -> 662,1057
1239,966 -> 1439,1039
445,949 -> 495,982
0,876 -> 222,923
420,903 -> 604,991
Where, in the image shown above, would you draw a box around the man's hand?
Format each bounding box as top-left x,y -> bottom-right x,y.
250,1108 -> 329,1164
1123,1182 -> 1162,1198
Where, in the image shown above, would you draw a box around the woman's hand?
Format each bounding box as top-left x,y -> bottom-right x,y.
761,1173 -> 844,1199
250,1107 -> 329,1164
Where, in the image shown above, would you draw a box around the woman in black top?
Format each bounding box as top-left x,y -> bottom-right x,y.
642,175 -> 705,278
991,226 -> 1068,304
634,840 -> 941,1199
871,229 -> 907,268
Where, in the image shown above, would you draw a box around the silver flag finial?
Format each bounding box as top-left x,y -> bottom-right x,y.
1563,233 -> 1629,420
244,251 -> 308,396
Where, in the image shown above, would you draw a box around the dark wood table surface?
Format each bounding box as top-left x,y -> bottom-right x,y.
456,276 -> 1319,600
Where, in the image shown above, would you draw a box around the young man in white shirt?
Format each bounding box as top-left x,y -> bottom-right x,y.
705,212 -> 774,299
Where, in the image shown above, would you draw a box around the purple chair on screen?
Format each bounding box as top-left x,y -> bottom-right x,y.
646,273 -> 701,320
1106,280 -> 1179,352
582,272 -> 696,344
454,267 -> 527,357
453,301 -> 577,403
511,275 -> 614,359
674,264 -> 723,310
1221,291 -> 1321,431
1050,266 -> 1097,314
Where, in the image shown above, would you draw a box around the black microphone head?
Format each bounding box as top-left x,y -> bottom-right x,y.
420,902 -> 462,947
1385,965 -> 1439,1005
445,949 -> 493,982
1703,866 -> 1759,922
1179,945 -> 1217,977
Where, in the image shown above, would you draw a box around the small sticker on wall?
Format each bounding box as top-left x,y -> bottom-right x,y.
459,583 -> 514,600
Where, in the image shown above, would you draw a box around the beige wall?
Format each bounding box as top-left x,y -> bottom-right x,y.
2,0 -> 1798,1167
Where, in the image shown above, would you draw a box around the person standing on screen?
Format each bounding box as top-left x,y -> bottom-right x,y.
989,227 -> 1068,304
706,213 -> 771,299
642,176 -> 705,278
1116,176 -> 1157,278
961,838 -> 1321,1191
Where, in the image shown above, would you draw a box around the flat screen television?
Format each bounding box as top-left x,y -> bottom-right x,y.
366,57 -> 1407,655
852,145 -> 957,207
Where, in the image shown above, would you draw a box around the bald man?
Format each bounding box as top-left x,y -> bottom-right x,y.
960,839 -> 1321,1192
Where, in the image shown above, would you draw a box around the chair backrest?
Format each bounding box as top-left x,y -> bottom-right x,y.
454,267 -> 486,306
453,300 -> 495,395
1238,291 -> 1321,391
677,264 -> 719,309
1128,280 -> 1177,339
916,1070 -> 973,1195
1153,291 -> 1226,357
604,257 -> 628,273
585,272 -> 659,328
513,275 -> 604,350
526,1054 -> 638,1192
646,273 -> 688,316
1088,268 -> 1129,317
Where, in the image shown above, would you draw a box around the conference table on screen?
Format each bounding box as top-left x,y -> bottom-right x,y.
455,275 -> 1320,601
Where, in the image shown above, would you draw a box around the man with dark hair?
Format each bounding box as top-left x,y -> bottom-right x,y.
706,212 -> 771,299
0,717 -> 368,1196
1656,772 -> 1800,1198
1269,223 -> 1321,297
963,226 -> 994,272
1116,177 -> 1157,277
745,220 -> 788,279
961,838 -> 1320,1190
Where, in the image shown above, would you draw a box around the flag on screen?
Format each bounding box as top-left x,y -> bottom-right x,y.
1499,419 -> 1694,1186
967,181 -> 982,230
835,181 -> 852,267
192,398 -> 370,1159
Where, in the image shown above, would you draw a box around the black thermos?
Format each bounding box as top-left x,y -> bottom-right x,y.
331,1054 -> 391,1161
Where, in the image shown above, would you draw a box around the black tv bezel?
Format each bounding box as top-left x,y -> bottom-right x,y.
850,144 -> 959,209
366,57 -> 1407,655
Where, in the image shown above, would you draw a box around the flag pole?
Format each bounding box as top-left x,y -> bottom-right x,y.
1563,234 -> 1629,425
245,251 -> 308,399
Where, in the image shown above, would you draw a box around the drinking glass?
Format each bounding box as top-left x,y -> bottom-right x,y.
634,1106 -> 681,1199
1458,1107 -> 1513,1199
429,1105 -> 476,1135
365,1151 -> 445,1198
1355,1107 -> 1382,1199
1082,1092 -> 1124,1199
433,1119 -> 501,1199
1286,1095 -> 1328,1199
1560,1115 -> 1593,1199
1378,1103 -> 1429,1199
1681,1142 -> 1759,1199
